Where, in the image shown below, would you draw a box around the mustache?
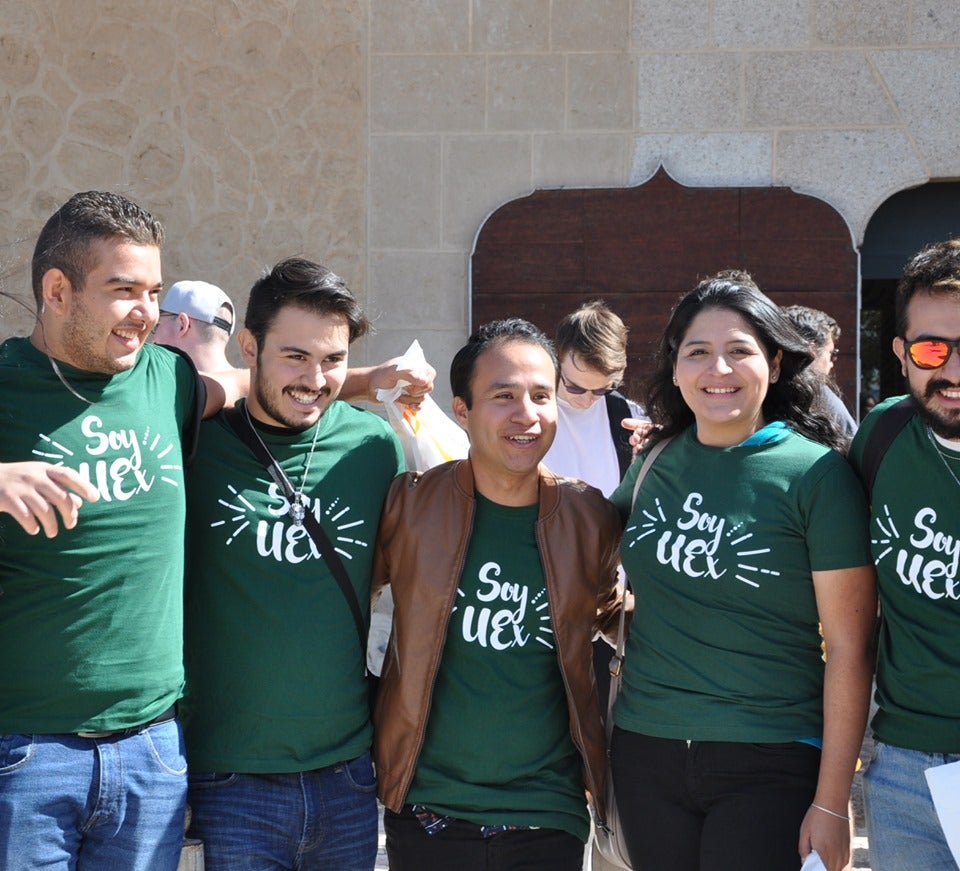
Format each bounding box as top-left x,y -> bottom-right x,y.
284,385 -> 331,396
925,379 -> 960,399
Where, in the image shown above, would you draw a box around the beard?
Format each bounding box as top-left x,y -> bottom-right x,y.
250,371 -> 331,432
60,298 -> 140,374
913,378 -> 960,439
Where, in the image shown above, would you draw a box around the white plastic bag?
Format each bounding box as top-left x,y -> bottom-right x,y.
368,341 -> 470,677
800,850 -> 828,871
376,340 -> 469,472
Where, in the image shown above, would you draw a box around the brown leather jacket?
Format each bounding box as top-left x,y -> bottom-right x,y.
371,458 -> 623,826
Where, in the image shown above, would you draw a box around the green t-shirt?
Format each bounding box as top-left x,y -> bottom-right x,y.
407,495 -> 590,843
610,428 -> 871,742
180,400 -> 403,772
0,339 -> 197,733
849,396 -> 960,752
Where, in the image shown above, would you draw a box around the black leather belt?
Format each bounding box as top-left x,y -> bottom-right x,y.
76,703 -> 177,739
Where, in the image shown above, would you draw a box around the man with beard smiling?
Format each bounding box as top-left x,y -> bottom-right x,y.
179,257 -> 404,870
0,193 -> 428,871
848,239 -> 960,869
0,190 -> 222,871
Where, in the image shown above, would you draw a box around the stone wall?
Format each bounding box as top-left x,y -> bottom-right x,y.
368,0 -> 959,403
0,0 -> 367,367
2,1 -> 958,390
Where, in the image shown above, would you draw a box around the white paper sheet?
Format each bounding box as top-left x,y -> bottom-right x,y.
800,849 -> 827,871
925,759 -> 960,864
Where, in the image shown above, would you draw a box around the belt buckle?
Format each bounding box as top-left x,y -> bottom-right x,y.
76,730 -> 114,739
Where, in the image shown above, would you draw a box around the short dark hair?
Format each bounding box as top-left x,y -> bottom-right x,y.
450,318 -> 558,409
244,257 -> 370,348
555,300 -> 628,376
644,273 -> 847,451
31,191 -> 164,306
895,239 -> 960,337
782,304 -> 841,351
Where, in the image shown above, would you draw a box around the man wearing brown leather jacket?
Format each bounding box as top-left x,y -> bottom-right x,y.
371,318 -> 623,871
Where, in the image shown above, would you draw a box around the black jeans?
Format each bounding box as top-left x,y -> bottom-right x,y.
383,805 -> 583,871
611,727 -> 821,871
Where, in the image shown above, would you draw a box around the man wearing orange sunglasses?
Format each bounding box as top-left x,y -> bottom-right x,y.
848,238 -> 960,870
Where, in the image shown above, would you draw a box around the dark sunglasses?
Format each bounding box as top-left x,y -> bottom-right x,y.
904,337 -> 960,370
559,371 -> 619,397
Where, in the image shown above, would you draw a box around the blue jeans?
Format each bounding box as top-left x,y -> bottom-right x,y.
187,752 -> 378,871
863,740 -> 960,871
0,721 -> 187,870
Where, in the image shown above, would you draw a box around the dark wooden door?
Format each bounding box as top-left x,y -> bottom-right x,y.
472,168 -> 858,404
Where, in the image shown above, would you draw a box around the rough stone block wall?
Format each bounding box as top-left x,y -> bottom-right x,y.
1,1 -> 959,390
0,0 -> 368,367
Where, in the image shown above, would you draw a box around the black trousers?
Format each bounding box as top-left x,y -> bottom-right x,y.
611,726 -> 821,871
384,805 -> 583,871
594,637 -> 614,722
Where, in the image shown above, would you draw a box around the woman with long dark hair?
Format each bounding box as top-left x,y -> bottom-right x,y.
609,274 -> 876,871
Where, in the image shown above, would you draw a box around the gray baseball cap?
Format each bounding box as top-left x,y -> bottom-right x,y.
160,280 -> 235,335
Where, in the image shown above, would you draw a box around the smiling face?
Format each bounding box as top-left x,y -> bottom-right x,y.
453,339 -> 558,506
894,290 -> 960,440
674,306 -> 781,447
238,305 -> 349,431
39,238 -> 162,374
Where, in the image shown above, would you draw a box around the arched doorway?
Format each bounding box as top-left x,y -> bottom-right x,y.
472,169 -> 859,405
861,182 -> 960,410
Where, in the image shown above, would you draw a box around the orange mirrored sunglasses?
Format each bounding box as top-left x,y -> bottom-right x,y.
904,338 -> 960,370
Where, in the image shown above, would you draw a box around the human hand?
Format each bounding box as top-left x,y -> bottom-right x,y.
0,462 -> 100,538
367,357 -> 436,410
798,804 -> 851,871
622,418 -> 655,455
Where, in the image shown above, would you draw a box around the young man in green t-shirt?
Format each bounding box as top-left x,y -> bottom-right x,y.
371,319 -> 623,871
848,239 -> 960,870
0,191 -> 211,871
0,193 -> 428,871
179,257 -> 405,870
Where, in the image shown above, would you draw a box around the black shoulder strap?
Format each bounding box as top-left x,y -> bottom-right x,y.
223,406 -> 368,661
605,391 -> 634,479
164,345 -> 206,467
860,397 -> 917,499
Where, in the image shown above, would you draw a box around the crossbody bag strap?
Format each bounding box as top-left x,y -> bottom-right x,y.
605,391 -> 634,479
606,436 -> 674,738
859,396 -> 916,499
224,406 -> 368,663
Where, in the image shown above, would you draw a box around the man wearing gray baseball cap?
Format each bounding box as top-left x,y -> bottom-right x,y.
154,280 -> 237,371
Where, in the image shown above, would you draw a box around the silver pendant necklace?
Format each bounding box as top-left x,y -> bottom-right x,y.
244,403 -> 321,527
925,426 -> 960,490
